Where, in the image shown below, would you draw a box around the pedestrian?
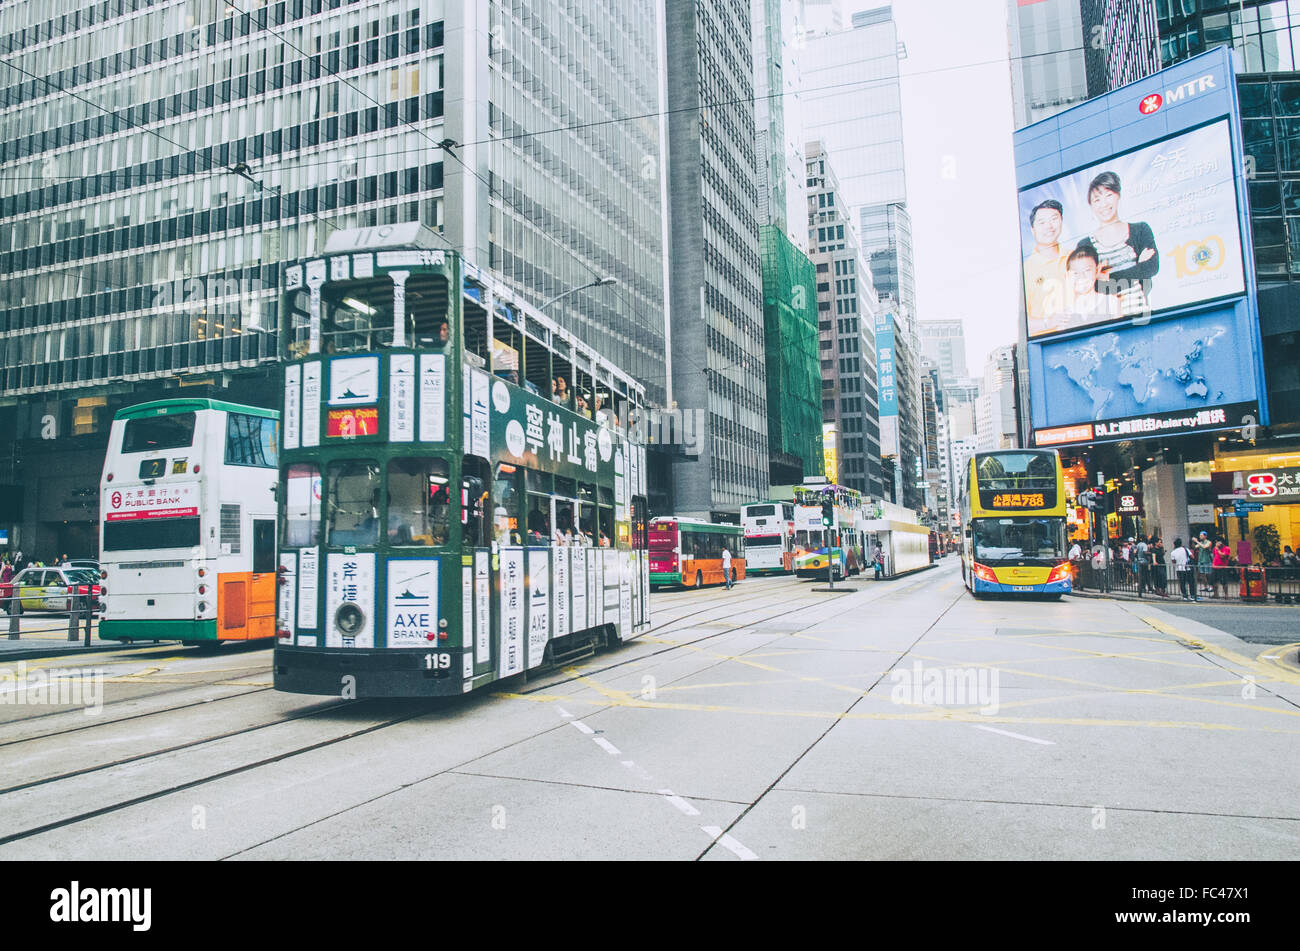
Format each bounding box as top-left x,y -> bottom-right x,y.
1134,535 -> 1151,595
1283,545 -> 1297,567
1194,531 -> 1214,598
1212,538 -> 1232,598
1151,537 -> 1167,597
1170,537 -> 1195,601
721,545 -> 733,589
873,543 -> 885,580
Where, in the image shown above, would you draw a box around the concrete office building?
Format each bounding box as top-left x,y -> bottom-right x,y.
0,0 -> 669,556
665,0 -> 768,517
806,141 -> 882,497
919,319 -> 969,385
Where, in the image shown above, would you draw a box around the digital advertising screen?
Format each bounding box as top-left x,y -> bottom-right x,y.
1015,46 -> 1268,448
1020,120 -> 1246,340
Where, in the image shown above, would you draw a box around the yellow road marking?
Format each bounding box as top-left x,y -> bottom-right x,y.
1135,615 -> 1300,688
492,689 -> 1300,735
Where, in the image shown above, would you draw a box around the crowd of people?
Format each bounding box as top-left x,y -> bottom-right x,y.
1069,532 -> 1299,600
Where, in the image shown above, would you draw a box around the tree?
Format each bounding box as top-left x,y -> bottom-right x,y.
1253,524 -> 1282,565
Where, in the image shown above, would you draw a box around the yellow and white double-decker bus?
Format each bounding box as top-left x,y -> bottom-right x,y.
959,449 -> 1071,598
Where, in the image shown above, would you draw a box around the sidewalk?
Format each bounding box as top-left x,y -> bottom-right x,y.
1069,587 -> 1294,607
0,614 -> 171,660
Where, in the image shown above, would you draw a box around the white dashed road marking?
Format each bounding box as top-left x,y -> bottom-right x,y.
658,790 -> 701,816
974,724 -> 1056,746
702,825 -> 758,860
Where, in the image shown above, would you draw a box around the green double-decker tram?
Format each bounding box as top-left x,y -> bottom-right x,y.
274,225 -> 651,697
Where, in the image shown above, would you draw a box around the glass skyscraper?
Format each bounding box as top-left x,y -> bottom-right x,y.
0,0 -> 667,556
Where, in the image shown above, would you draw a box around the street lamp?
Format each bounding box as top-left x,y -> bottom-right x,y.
540,276 -> 617,310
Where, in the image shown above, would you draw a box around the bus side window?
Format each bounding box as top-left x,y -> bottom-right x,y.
253,519 -> 276,573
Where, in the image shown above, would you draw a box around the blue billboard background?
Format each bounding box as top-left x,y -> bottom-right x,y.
1015,46 -> 1269,447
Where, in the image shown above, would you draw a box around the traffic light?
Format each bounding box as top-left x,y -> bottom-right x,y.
821,500 -> 834,528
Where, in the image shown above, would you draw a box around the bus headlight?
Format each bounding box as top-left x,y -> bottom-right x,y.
972,563 -> 998,583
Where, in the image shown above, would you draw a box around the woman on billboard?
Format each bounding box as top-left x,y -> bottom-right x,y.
1074,171 -> 1159,317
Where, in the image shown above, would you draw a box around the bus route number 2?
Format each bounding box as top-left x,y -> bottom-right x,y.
425,653 -> 452,670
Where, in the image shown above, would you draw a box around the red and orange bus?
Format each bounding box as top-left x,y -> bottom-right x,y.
648,517 -> 745,588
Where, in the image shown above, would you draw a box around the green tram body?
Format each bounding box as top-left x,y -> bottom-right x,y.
273,230 -> 651,698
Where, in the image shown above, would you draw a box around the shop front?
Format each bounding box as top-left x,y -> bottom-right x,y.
1209,452 -> 1300,564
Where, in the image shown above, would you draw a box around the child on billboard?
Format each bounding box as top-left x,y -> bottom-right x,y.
1060,246 -> 1121,330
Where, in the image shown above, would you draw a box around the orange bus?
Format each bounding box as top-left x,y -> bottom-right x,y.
648,517 -> 745,588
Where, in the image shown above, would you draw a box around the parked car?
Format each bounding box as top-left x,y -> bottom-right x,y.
1,566 -> 104,614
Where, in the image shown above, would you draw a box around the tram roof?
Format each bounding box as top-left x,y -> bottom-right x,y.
301,226 -> 648,407
114,398 -> 279,421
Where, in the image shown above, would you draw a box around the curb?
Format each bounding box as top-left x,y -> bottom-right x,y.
0,642 -> 174,662
1068,589 -> 1296,607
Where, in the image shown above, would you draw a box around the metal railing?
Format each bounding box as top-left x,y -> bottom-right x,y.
1071,559 -> 1300,604
3,591 -> 98,644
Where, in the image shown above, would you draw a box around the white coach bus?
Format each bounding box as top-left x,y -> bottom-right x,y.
99,399 -> 280,644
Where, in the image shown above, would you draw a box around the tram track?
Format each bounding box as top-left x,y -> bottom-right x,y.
0,572 -> 936,849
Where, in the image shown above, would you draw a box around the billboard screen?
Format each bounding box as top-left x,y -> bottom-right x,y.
1016,46 -> 1268,448
1020,120 -> 1246,339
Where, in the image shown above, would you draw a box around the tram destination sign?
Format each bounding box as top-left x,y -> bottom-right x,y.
489,377 -> 615,483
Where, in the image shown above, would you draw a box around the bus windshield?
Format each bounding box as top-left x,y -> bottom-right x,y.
976,453 -> 1056,491
972,517 -> 1064,562
123,413 -> 197,453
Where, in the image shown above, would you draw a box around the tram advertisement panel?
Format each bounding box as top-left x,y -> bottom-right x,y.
386,559 -> 439,648
527,548 -> 550,669
491,377 -> 615,481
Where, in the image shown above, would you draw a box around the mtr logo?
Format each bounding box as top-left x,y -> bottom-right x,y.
1139,74 -> 1217,115
1247,473 -> 1278,498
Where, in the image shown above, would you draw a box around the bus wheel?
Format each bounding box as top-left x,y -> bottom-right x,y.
696,570 -> 703,588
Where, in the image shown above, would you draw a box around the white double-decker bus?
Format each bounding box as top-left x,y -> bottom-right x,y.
99,399 -> 280,645
741,500 -> 795,574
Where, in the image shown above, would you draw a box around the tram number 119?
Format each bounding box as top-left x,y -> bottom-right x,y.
425,653 -> 452,670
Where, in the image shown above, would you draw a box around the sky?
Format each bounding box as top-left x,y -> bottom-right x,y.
842,0 -> 1024,379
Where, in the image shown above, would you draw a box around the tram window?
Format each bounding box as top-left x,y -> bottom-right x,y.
123,411 -> 196,453
325,460 -> 381,547
285,289 -> 310,357
492,468 -> 521,545
387,458 -> 450,546
462,457 -> 491,548
284,463 -> 322,547
322,284 -> 392,352
525,494 -> 551,542
407,274 -> 452,347
226,413 -> 279,468
555,499 -> 575,540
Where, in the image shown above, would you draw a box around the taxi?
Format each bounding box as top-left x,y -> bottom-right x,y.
1,566 -> 104,614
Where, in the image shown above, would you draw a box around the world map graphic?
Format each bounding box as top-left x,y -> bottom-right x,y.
1044,322 -> 1233,422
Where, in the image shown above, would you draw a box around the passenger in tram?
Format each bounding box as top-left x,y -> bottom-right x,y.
599,533 -> 611,548
527,502 -> 550,541
552,376 -> 572,407
575,392 -> 592,419
495,368 -> 520,386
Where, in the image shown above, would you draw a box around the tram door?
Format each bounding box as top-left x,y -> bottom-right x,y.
632,496 -> 649,627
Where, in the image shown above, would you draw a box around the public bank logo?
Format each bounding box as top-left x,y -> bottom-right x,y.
1139,93 -> 1163,115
